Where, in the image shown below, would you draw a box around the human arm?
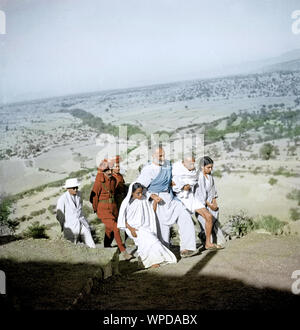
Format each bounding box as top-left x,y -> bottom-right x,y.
150,193 -> 163,203
78,193 -> 91,229
136,165 -> 165,202
183,184 -> 191,191
115,174 -> 127,196
171,174 -> 187,193
206,176 -> 218,211
136,165 -> 153,188
56,196 -> 65,232
126,221 -> 138,238
206,198 -> 218,211
89,174 -> 102,213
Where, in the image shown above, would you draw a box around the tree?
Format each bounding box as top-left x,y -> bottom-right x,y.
259,143 -> 279,160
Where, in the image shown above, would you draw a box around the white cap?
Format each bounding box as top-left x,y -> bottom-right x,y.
64,178 -> 80,189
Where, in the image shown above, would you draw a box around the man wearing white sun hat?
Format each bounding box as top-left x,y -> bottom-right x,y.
56,178 -> 96,248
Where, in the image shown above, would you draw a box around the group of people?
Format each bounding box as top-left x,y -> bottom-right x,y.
56,146 -> 226,269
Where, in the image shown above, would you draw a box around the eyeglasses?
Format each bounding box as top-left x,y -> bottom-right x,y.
70,187 -> 79,190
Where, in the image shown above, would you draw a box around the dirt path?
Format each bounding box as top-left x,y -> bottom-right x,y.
74,233 -> 300,310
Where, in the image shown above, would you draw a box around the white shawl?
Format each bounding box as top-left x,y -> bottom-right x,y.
117,182 -> 156,234
172,161 -> 198,194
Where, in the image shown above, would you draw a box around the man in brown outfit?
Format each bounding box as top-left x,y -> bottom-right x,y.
111,155 -> 128,211
111,155 -> 129,245
90,158 -> 132,260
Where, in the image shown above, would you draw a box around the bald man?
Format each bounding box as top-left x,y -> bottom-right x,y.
136,147 -> 197,258
172,155 -> 203,212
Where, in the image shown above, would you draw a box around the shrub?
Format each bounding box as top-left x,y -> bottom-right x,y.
287,145 -> 297,156
227,112 -> 238,126
252,166 -> 261,175
213,170 -> 222,178
68,168 -> 94,179
47,205 -> 56,215
23,221 -> 49,239
0,195 -> 19,234
82,204 -> 94,217
255,215 -> 287,235
286,189 -> 300,205
222,211 -> 255,238
14,215 -> 33,222
65,109 -> 147,137
259,143 -> 279,160
29,208 -> 46,217
80,183 -> 93,202
90,217 -> 100,226
268,177 -> 277,185
0,195 -> 12,226
273,167 -> 298,177
289,208 -> 300,221
127,146 -> 138,154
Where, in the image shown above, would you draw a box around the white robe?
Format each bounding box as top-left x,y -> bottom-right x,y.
195,172 -> 226,246
117,183 -> 177,268
136,162 -> 196,251
56,191 -> 96,248
172,161 -> 205,213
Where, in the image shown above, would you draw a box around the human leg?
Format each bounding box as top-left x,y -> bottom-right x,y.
214,221 -> 226,246
111,221 -> 126,252
196,208 -> 223,249
80,225 -> 96,248
195,208 -> 214,248
101,218 -> 115,247
175,201 -> 197,252
101,218 -> 131,259
63,223 -> 80,244
104,232 -> 114,247
158,222 -> 171,248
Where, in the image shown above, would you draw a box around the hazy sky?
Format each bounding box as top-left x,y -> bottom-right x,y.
1,0 -> 300,103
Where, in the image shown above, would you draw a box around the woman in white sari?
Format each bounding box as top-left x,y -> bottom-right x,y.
117,182 -> 177,268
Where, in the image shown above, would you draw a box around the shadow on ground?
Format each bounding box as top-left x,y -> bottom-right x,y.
0,235 -> 22,246
1,246 -> 300,311
75,248 -> 300,310
0,259 -> 101,310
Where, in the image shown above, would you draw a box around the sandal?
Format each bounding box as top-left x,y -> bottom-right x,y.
205,244 -> 224,251
180,249 -> 199,258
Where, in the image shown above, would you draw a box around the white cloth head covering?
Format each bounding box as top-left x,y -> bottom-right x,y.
117,181 -> 136,230
64,178 -> 80,189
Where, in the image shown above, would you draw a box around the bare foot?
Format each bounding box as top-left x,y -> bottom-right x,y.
150,264 -> 160,268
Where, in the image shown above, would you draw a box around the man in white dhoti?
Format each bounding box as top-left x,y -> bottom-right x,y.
195,157 -> 226,250
172,155 -> 205,213
117,182 -> 177,268
56,178 -> 96,248
136,146 -> 197,258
